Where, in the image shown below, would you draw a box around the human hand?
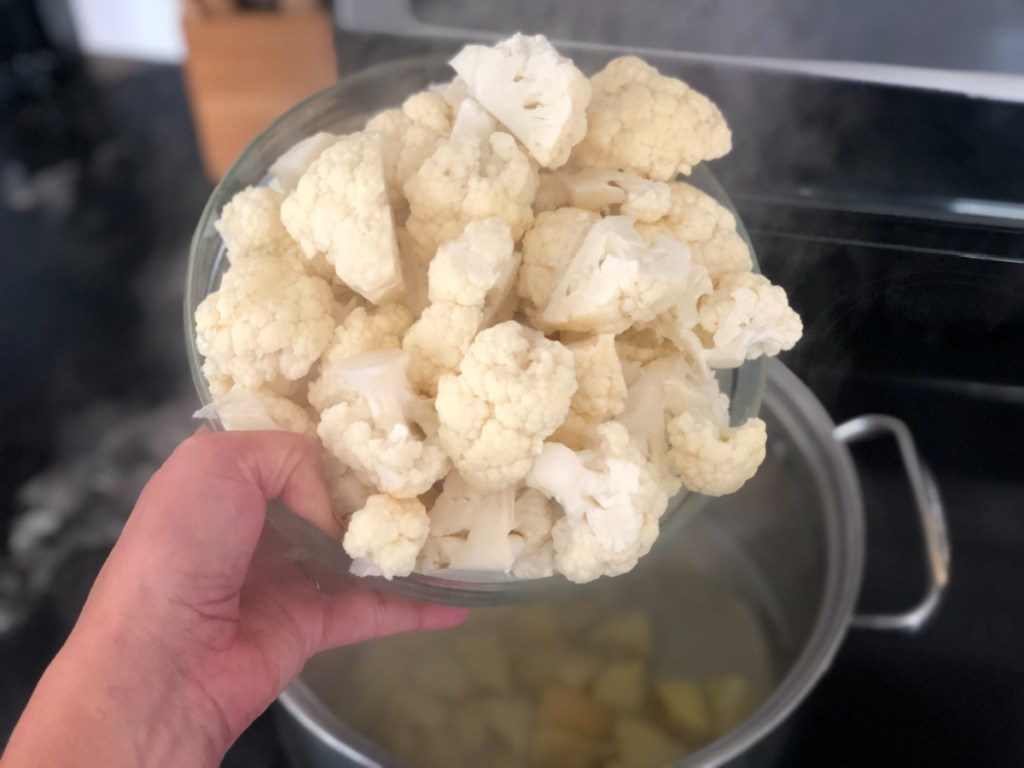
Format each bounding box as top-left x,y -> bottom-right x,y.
2,430 -> 467,768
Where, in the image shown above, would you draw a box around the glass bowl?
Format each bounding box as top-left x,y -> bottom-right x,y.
185,55 -> 767,605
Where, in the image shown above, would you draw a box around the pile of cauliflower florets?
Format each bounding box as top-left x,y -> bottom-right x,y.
194,34 -> 802,585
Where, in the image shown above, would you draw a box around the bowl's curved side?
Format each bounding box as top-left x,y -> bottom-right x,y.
184,55 -> 767,602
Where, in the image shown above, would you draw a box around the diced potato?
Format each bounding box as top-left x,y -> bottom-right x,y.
482,747 -> 524,768
553,647 -> 604,690
511,642 -> 565,694
451,700 -> 491,753
420,734 -> 464,768
587,611 -> 655,659
455,631 -> 512,692
592,661 -> 647,712
352,640 -> 412,699
655,678 -> 712,736
387,688 -> 449,733
538,685 -> 614,737
531,725 -> 611,768
706,675 -> 759,734
482,695 -> 535,754
507,605 -> 563,645
386,722 -> 422,760
614,717 -> 684,768
411,645 -> 476,701
555,600 -> 602,634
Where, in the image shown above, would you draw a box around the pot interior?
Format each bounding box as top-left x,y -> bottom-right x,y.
284,362 -> 864,768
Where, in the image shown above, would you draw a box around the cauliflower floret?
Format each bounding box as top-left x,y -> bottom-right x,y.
343,494 -> 430,579
552,334 -> 627,450
542,216 -> 694,334
696,271 -> 803,368
317,351 -> 449,498
518,207 -> 601,322
450,33 -> 590,169
269,132 -> 340,194
663,368 -> 767,496
436,321 -> 577,491
637,181 -> 751,281
366,91 -> 452,212
527,422 -> 668,583
418,473 -> 554,578
404,131 -> 537,258
572,56 -> 732,181
308,304 -> 415,411
431,76 -> 470,114
281,131 -> 403,304
535,170 -> 671,222
193,385 -> 315,437
322,453 -> 375,524
450,97 -> 498,143
403,218 -> 520,396
195,256 -> 335,388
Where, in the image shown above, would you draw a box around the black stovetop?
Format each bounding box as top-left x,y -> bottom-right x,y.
2,37 -> 1023,768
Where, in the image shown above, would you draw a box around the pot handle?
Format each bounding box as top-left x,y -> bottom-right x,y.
833,415 -> 950,632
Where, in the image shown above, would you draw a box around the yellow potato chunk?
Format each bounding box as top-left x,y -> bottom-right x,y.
455,631 -> 511,692
482,695 -> 535,755
553,647 -> 604,690
587,611 -> 655,659
655,678 -> 712,736
531,725 -> 611,768
592,661 -> 647,712
511,643 -> 564,694
451,700 -> 490,753
614,717 -> 684,768
538,685 -> 614,738
411,645 -> 475,701
706,675 -> 759,734
387,688 -> 448,732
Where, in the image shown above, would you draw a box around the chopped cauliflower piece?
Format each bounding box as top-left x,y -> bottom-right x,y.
343,494 -> 430,579
317,350 -> 450,498
404,131 -> 537,258
366,91 -> 452,211
573,56 -> 732,180
527,422 -> 668,583
436,321 -> 576,491
535,170 -> 671,222
663,365 -> 767,496
638,181 -> 752,281
552,334 -> 627,449
450,33 -> 590,169
542,216 -> 694,334
268,132 -> 339,194
518,207 -> 600,324
281,131 -> 403,303
195,256 -> 335,388
450,97 -> 498,143
193,385 -> 315,437
696,271 -> 803,368
403,219 -> 520,395
308,303 -> 415,411
419,472 -> 554,577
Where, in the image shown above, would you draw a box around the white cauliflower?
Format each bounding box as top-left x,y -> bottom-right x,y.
418,472 -> 554,578
449,97 -> 498,143
430,76 -> 470,114
518,207 -> 600,324
195,256 -> 335,388
436,321 -> 577,491
317,350 -> 450,498
366,91 -> 452,211
572,56 -> 732,180
552,334 -> 628,450
535,170 -> 671,222
542,216 -> 695,334
193,385 -> 316,437
403,131 -> 537,258
527,422 -> 668,584
696,271 -> 803,368
450,33 -> 590,169
637,181 -> 752,281
269,132 -> 340,193
321,453 -> 375,523
403,218 -> 520,396
281,131 -> 403,304
308,303 -> 415,411
618,356 -> 766,496
343,494 -> 430,579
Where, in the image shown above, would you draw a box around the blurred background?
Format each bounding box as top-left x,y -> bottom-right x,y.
1,1 -> 1022,766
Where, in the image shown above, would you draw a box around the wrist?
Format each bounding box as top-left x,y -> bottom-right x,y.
4,620 -> 230,768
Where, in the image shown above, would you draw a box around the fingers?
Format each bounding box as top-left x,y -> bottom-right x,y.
123,431 -> 338,590
316,590 -> 470,651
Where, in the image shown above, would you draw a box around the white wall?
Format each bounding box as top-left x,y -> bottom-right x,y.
68,0 -> 185,63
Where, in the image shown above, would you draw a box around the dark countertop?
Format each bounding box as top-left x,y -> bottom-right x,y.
2,38 -> 1023,768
